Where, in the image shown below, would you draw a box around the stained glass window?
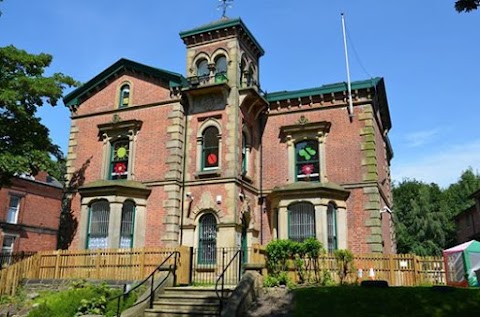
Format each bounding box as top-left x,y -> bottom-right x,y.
295,140 -> 319,182
119,84 -> 130,108
288,202 -> 315,242
110,139 -> 129,180
202,127 -> 219,170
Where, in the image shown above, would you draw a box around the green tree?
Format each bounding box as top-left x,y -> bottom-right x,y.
442,168 -> 480,246
0,45 -> 77,186
455,0 -> 479,12
393,180 -> 448,256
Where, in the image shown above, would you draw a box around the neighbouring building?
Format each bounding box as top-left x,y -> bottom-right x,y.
63,18 -> 395,256
455,189 -> 480,243
0,172 -> 63,255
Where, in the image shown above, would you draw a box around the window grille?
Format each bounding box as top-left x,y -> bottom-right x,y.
295,140 -> 320,182
202,127 -> 219,170
120,201 -> 135,248
87,200 -> 110,249
327,203 -> 338,253
288,202 -> 315,242
198,214 -> 217,264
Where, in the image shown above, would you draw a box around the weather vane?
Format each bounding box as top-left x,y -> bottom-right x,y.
218,0 -> 233,19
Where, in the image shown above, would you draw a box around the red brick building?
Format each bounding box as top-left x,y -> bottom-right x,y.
0,172 -> 63,254
63,18 -> 395,255
455,189 -> 480,243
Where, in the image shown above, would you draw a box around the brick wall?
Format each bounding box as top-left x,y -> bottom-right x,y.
0,177 -> 62,252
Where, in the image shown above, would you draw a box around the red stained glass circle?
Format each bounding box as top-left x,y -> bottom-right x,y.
207,153 -> 218,165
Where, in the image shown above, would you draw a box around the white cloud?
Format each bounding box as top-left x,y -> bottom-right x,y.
404,129 -> 440,147
392,140 -> 480,188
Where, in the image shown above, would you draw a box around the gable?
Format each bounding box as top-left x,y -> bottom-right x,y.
63,58 -> 187,111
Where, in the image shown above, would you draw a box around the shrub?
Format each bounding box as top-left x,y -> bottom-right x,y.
333,249 -> 355,285
26,282 -> 130,317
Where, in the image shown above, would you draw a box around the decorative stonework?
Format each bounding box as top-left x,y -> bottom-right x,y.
162,103 -> 185,246
65,121 -> 79,182
359,105 -> 383,253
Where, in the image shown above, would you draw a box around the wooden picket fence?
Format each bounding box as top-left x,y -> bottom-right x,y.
0,247 -> 191,296
249,244 -> 445,286
0,245 -> 446,296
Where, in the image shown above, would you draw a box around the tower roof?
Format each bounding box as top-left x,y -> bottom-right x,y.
179,18 -> 264,57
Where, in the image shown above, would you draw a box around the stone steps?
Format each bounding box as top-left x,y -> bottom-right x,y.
144,286 -> 233,317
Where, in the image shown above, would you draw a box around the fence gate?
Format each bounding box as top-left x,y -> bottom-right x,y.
192,247 -> 244,286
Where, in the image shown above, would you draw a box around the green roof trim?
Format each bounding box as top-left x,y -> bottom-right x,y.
63,58 -> 186,107
266,77 -> 382,102
179,18 -> 265,56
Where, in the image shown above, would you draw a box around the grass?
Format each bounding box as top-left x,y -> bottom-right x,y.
293,286 -> 480,317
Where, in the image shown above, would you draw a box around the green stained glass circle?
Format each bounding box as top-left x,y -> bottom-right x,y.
117,146 -> 127,158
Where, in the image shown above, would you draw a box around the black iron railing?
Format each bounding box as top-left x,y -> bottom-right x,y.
108,251 -> 178,317
215,249 -> 243,314
192,247 -> 245,285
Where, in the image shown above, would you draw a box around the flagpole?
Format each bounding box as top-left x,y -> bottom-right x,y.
341,13 -> 354,121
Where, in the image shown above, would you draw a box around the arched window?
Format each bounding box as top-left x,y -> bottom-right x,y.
120,200 -> 135,248
202,126 -> 219,170
119,84 -> 130,108
110,138 -> 129,180
288,202 -> 315,242
295,140 -> 319,182
327,203 -> 338,253
241,131 -> 248,175
87,200 -> 110,249
239,58 -> 246,87
198,213 -> 217,264
214,55 -> 227,83
196,59 -> 209,82
246,66 -> 254,87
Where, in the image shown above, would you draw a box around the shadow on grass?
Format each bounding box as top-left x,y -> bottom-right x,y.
292,286 -> 480,317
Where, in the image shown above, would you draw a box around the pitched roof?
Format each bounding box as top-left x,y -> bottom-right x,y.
266,77 -> 382,102
63,58 -> 186,108
179,17 -> 265,56
266,77 -> 392,131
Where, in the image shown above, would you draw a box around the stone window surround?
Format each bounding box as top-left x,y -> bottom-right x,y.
79,196 -> 147,249
280,121 -> 331,184
272,197 -> 347,250
196,118 -> 223,176
98,119 -> 142,181
190,49 -> 230,77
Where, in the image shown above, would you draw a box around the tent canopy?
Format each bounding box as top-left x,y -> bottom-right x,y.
444,240 -> 480,254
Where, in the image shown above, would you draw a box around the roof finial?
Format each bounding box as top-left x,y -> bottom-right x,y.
218,0 -> 233,20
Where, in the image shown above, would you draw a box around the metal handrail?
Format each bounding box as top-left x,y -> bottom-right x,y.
109,251 -> 179,317
215,249 -> 242,314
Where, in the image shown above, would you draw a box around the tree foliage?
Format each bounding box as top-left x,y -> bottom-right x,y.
455,0 -> 480,12
393,169 -> 480,256
0,45 -> 77,185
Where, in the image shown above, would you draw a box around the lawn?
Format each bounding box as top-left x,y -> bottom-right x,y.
293,286 -> 480,317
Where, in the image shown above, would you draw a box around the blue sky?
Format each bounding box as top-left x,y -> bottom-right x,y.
1,0 -> 479,188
